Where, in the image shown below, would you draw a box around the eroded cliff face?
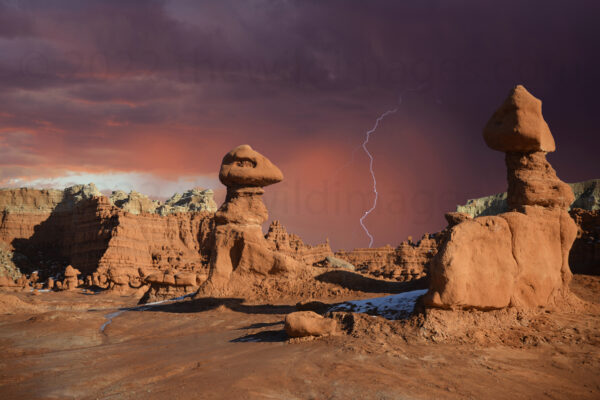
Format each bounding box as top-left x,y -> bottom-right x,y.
265,220 -> 332,265
0,184 -> 217,296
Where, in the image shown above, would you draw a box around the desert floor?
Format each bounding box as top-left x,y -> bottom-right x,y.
0,275 -> 599,400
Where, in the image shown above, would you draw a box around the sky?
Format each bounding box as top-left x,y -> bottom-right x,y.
1,0 -> 599,250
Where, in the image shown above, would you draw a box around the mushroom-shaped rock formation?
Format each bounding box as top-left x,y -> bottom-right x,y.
425,85 -> 577,310
199,145 -> 302,296
63,265 -> 81,291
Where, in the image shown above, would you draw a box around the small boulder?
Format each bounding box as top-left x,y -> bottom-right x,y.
284,311 -> 338,338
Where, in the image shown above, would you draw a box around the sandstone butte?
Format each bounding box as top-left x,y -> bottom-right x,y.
424,85 -> 579,310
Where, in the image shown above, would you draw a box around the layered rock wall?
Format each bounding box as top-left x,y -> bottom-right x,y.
0,184 -> 216,287
265,220 -> 332,265
334,234 -> 439,282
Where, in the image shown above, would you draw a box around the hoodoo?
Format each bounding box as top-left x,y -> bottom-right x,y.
425,85 -> 578,310
199,145 -> 303,296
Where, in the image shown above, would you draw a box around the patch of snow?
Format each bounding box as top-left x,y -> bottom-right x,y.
328,289 -> 427,320
100,310 -> 125,332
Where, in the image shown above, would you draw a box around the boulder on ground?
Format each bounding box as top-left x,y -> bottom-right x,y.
284,311 -> 338,338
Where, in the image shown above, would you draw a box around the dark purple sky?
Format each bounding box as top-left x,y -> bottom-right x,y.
1,0 -> 599,250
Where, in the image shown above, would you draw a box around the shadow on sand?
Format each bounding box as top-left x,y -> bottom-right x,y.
230,329 -> 287,343
315,270 -> 428,293
129,297 -> 297,316
128,298 -> 291,343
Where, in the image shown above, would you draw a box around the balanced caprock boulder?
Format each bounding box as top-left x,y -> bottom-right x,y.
198,145 -> 303,296
425,85 -> 577,310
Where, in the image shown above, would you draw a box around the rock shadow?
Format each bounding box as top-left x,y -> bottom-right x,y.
10,196 -> 117,278
238,321 -> 283,330
230,329 -> 287,343
131,297 -> 297,315
315,270 -> 428,294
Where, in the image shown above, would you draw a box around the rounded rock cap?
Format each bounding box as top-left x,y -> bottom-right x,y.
219,144 -> 283,187
64,265 -> 81,277
483,85 -> 556,153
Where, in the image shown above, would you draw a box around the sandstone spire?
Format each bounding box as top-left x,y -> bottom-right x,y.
199,144 -> 301,296
424,85 -> 577,310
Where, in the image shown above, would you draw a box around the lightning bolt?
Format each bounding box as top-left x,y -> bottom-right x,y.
332,84 -> 428,247
359,108 -> 397,248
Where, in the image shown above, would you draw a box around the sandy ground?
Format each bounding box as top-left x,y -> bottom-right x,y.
0,275 -> 598,399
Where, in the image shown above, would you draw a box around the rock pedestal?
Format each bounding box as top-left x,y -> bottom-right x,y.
63,265 -> 80,290
425,85 -> 577,310
200,145 -> 302,296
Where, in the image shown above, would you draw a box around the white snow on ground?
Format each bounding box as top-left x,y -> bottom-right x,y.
328,289 -> 428,320
100,310 -> 125,332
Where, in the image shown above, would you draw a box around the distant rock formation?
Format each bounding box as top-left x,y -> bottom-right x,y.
456,179 -> 599,217
158,188 -> 217,215
0,183 -> 216,296
199,145 -> 305,296
109,190 -> 159,214
334,233 -> 439,282
265,220 -> 333,265
569,208 -> 600,275
570,180 -> 600,211
109,187 -> 217,215
425,85 -> 578,310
